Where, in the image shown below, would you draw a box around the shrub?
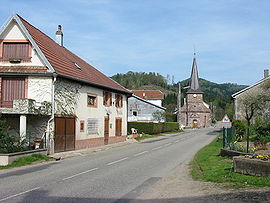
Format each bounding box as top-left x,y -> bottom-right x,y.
128,122 -> 179,134
165,113 -> 177,122
0,119 -> 28,153
232,120 -> 247,141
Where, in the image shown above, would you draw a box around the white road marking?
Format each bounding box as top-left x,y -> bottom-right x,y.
63,167 -> 99,180
174,140 -> 179,143
134,151 -> 148,157
107,157 -> 129,166
0,187 -> 40,202
152,146 -> 162,151
164,142 -> 172,146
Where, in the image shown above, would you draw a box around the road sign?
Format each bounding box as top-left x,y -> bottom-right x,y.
222,114 -> 231,123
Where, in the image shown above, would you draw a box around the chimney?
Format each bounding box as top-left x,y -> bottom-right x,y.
55,25 -> 63,46
264,69 -> 269,78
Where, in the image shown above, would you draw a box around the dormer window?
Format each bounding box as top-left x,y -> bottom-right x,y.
1,42 -> 31,62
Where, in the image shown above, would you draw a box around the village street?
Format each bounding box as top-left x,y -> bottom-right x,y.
0,128 -> 218,202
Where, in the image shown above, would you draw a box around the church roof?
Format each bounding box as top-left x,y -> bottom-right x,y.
187,55 -> 203,94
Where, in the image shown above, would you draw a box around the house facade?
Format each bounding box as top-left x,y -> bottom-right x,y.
180,55 -> 211,127
0,14 -> 131,154
128,95 -> 166,122
232,69 -> 269,121
132,90 -> 164,107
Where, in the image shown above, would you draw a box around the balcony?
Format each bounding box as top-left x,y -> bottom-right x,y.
0,99 -> 52,115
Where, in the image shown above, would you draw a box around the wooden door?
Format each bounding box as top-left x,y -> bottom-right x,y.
115,118 -> 122,136
55,118 -> 75,152
104,116 -> 109,145
192,119 -> 198,127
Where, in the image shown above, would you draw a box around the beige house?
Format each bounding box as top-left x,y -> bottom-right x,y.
232,69 -> 270,121
0,14 -> 131,154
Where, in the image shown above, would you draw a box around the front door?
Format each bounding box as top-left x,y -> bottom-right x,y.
115,118 -> 122,136
104,116 -> 109,145
192,119 -> 198,127
55,117 -> 75,152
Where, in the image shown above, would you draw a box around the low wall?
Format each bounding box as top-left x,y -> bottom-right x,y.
220,148 -> 252,157
0,148 -> 48,166
75,136 -> 126,150
233,156 -> 270,177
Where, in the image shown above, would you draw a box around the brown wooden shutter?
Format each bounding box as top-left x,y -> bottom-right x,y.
3,43 -> 30,61
103,91 -> 106,105
1,77 -> 26,108
109,93 -> 112,106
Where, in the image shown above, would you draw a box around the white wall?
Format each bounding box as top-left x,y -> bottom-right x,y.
28,76 -> 52,102
54,78 -> 128,141
146,99 -> 162,107
0,20 -> 46,67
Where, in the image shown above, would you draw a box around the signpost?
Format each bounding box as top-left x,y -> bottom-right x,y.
222,114 -> 232,148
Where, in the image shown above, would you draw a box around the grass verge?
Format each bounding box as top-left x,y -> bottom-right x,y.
135,130 -> 183,141
0,154 -> 53,170
191,134 -> 270,188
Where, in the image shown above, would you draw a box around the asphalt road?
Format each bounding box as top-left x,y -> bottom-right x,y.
0,128 -> 220,202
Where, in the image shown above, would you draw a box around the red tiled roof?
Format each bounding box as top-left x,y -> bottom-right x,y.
18,15 -> 131,94
0,66 -> 47,72
132,90 -> 164,100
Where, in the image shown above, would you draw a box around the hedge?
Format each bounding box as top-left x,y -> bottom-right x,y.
128,122 -> 179,134
165,113 -> 177,122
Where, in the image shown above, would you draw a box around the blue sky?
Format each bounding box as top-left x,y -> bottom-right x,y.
1,0 -> 270,85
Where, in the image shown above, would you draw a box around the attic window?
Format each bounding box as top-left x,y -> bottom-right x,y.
73,62 -> 81,69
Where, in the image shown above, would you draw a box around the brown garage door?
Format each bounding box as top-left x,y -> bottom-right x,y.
55,117 -> 75,153
115,118 -> 122,136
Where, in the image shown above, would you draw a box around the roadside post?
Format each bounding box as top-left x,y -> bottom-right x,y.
222,114 -> 232,148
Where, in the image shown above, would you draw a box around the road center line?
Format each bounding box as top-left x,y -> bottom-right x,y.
174,140 -> 179,143
134,151 -> 148,157
152,146 -> 162,151
63,168 -> 99,180
107,157 -> 129,166
164,142 -> 172,146
0,187 -> 40,202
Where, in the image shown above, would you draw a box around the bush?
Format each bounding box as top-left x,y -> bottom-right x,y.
163,122 -> 179,132
232,120 -> 247,141
165,113 -> 177,122
0,119 -> 28,153
128,122 -> 179,134
253,121 -> 270,144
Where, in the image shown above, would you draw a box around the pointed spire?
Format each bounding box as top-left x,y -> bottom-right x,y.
187,54 -> 203,93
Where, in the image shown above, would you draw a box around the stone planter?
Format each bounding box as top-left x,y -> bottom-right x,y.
0,148 -> 47,166
220,148 -> 252,157
233,156 -> 270,177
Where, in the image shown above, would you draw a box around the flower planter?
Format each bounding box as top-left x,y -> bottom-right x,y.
233,156 -> 270,177
0,148 -> 47,166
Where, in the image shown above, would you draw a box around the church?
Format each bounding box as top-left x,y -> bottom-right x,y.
180,55 -> 212,127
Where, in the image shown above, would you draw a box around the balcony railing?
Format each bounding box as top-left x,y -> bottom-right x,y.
0,99 -> 51,115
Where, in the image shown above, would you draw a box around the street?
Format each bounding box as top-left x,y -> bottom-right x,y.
0,128 -> 218,202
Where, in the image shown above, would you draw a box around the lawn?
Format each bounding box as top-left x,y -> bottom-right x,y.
0,154 -> 53,170
135,129 -> 183,141
191,135 -> 270,188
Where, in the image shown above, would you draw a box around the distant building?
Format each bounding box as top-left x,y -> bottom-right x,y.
180,54 -> 211,127
128,95 -> 166,122
132,90 -> 164,107
232,69 -> 270,121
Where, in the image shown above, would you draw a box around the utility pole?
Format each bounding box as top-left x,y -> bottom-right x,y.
177,83 -> 181,124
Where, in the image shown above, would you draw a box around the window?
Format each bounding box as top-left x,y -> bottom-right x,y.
1,42 -> 31,62
0,77 -> 27,108
87,118 -> 98,134
133,111 -> 138,116
80,120 -> 85,132
115,94 -> 123,108
87,93 -> 97,107
103,91 -> 112,106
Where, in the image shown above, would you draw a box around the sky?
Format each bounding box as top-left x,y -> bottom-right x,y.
1,0 -> 270,85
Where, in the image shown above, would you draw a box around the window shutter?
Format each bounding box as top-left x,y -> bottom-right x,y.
103,91 -> 106,105
109,93 -> 112,106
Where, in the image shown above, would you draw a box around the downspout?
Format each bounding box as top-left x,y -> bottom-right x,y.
47,73 -> 57,154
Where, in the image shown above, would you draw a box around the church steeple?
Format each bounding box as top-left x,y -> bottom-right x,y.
187,53 -> 203,93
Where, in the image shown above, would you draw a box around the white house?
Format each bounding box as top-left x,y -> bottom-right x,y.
128,95 -> 166,122
132,90 -> 164,107
0,14 -> 131,154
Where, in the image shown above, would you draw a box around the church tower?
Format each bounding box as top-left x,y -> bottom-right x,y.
180,54 -> 211,127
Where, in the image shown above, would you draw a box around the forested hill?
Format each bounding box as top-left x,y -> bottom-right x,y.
111,71 -> 247,120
